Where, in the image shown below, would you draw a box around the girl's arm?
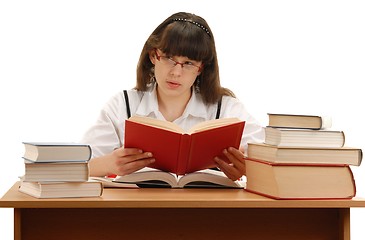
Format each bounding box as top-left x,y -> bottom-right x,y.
89,147 -> 155,177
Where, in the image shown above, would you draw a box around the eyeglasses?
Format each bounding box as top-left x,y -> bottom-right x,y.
154,49 -> 203,73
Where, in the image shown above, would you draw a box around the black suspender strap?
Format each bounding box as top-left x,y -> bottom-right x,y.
215,97 -> 222,119
210,96 -> 223,172
123,90 -> 131,119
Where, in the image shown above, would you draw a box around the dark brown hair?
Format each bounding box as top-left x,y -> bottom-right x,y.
135,12 -> 235,104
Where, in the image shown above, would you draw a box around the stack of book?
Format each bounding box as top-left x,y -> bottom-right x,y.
245,113 -> 363,200
19,142 -> 103,198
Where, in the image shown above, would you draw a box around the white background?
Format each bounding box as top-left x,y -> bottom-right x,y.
1,0 -> 364,239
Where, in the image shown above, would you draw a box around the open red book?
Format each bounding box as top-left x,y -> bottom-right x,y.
124,116 -> 245,175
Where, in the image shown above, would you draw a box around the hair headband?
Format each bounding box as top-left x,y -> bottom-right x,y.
173,18 -> 211,37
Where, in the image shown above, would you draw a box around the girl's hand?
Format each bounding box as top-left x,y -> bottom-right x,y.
89,147 -> 155,177
214,146 -> 246,181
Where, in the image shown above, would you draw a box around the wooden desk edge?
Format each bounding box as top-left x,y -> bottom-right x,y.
1,182 -> 365,209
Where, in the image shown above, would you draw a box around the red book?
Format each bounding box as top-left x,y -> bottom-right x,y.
245,158 -> 356,200
124,116 -> 245,175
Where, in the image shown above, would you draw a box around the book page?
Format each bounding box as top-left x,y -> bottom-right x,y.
90,176 -> 138,188
128,115 -> 184,133
187,118 -> 241,134
128,116 -> 242,135
178,169 -> 246,188
113,167 -> 179,187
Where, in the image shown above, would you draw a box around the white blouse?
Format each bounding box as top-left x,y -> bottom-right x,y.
81,84 -> 264,158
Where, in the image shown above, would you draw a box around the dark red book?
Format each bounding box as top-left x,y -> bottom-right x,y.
124,116 -> 245,175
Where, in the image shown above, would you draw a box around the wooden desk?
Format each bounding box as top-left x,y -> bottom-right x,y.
1,182 -> 365,240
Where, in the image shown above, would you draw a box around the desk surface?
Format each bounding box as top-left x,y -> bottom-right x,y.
1,182 -> 365,209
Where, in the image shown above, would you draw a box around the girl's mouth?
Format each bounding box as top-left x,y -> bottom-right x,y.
166,81 -> 181,89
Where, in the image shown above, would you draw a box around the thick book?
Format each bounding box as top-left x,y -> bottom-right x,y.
264,127 -> 345,148
22,142 -> 92,162
19,180 -> 103,198
245,158 -> 356,199
267,113 -> 332,129
124,116 -> 245,175
247,143 -> 363,166
22,161 -> 89,182
105,168 -> 245,188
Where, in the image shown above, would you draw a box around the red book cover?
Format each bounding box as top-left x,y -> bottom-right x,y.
124,117 -> 245,175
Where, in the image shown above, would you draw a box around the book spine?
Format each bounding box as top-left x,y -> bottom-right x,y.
320,116 -> 332,129
347,166 -> 357,197
176,134 -> 191,175
86,144 -> 92,160
358,149 -> 363,165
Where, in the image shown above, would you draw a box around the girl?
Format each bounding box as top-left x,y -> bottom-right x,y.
81,12 -> 264,180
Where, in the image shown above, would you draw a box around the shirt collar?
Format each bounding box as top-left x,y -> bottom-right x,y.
135,84 -> 159,118
181,89 -> 209,120
135,83 -> 210,120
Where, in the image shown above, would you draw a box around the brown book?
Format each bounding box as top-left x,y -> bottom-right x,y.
245,158 -> 356,199
124,116 -> 245,175
247,143 -> 362,166
23,142 -> 91,162
19,180 -> 103,198
267,113 -> 332,130
264,127 -> 345,148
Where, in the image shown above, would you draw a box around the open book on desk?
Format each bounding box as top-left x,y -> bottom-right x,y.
92,168 -> 246,189
124,116 -> 245,175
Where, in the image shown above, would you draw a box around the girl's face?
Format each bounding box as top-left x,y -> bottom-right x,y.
150,49 -> 202,100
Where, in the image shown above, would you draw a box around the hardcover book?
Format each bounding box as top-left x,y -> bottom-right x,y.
247,143 -> 362,166
264,127 -> 345,148
22,160 -> 89,182
124,116 -> 245,175
245,158 -> 356,199
19,180 -> 103,198
267,113 -> 332,130
22,142 -> 92,162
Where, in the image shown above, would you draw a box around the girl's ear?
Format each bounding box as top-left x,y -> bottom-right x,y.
149,50 -> 156,65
